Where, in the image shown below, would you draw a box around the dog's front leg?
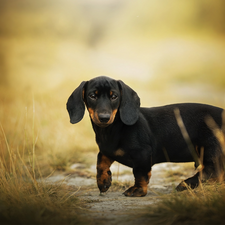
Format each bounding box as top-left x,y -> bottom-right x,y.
123,166 -> 151,197
96,152 -> 114,193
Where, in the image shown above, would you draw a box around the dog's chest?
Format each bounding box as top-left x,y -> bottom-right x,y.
94,124 -> 123,151
96,134 -> 134,167
96,133 -> 119,154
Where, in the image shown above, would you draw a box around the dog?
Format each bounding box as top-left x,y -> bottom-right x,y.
67,76 -> 225,197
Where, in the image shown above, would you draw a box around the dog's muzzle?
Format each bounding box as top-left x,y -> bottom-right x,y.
98,113 -> 111,123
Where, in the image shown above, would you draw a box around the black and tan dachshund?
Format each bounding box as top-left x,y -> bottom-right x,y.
67,76 -> 225,197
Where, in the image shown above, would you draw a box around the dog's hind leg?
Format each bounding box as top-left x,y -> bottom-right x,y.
176,144 -> 224,191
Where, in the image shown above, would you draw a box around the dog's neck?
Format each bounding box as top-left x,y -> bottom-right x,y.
90,112 -> 124,152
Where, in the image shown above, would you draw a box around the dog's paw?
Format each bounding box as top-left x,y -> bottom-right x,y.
97,170 -> 112,193
176,181 -> 188,191
176,180 -> 199,192
123,186 -> 147,197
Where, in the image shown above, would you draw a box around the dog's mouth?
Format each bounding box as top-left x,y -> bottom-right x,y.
94,122 -> 112,128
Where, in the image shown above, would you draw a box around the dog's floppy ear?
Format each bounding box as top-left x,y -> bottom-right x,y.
66,81 -> 87,124
117,80 -> 140,125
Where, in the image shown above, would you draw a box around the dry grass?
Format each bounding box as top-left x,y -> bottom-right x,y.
0,123 -> 90,224
110,180 -> 133,192
142,183 -> 225,225
0,86 -> 97,175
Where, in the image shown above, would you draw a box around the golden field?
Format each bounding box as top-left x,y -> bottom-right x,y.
0,0 -> 225,224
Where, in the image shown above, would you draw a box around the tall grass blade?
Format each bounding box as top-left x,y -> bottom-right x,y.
0,122 -> 15,174
174,108 -> 201,169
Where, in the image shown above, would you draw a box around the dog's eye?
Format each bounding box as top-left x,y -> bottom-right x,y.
89,93 -> 97,100
111,94 -> 118,101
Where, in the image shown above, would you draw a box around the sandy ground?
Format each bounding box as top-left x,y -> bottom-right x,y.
42,162 -> 195,224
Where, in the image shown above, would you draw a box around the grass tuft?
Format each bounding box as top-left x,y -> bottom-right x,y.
110,180 -> 133,192
0,121 -> 89,225
143,183 -> 225,225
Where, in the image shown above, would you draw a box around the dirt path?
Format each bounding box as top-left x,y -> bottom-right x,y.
44,162 -> 195,224
79,190 -> 164,225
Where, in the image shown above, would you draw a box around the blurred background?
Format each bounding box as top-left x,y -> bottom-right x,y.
0,0 -> 225,174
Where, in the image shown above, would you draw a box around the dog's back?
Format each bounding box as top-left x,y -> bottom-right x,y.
141,103 -> 224,165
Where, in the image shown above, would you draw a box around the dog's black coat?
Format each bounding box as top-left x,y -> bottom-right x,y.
67,76 -> 225,196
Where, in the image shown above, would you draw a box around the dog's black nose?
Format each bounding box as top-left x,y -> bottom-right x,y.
98,113 -> 111,123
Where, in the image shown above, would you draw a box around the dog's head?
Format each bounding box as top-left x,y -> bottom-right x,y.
66,76 -> 140,127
